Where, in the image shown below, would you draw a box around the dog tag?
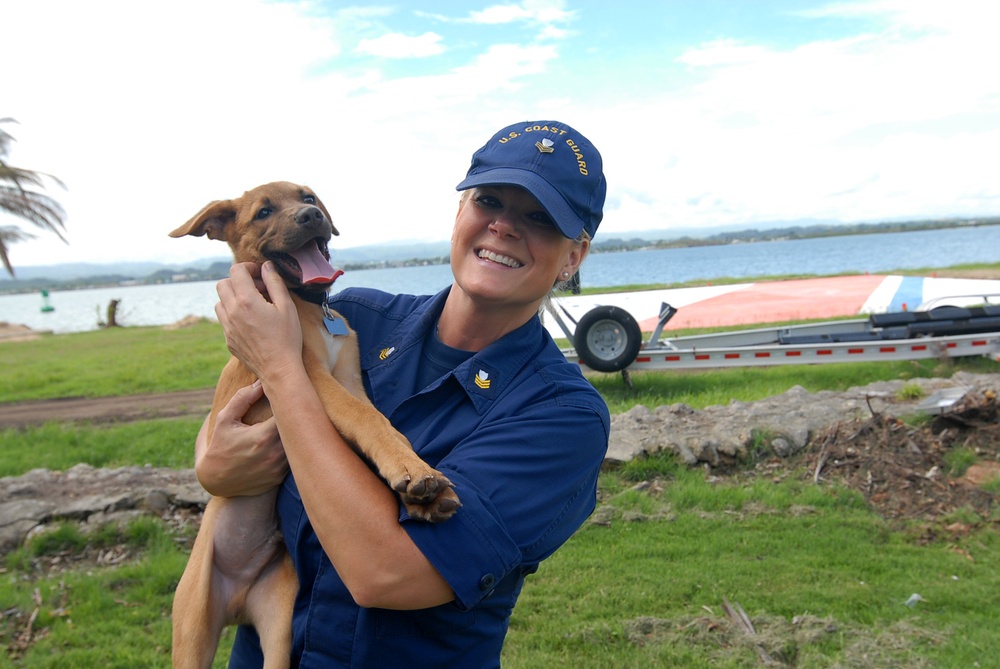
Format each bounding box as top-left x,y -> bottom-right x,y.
324,316 -> 350,336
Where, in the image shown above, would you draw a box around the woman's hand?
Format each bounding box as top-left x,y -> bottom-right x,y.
214,261 -> 303,384
194,380 -> 288,497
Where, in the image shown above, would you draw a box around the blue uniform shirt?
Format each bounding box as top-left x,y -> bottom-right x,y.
229,287 -> 610,668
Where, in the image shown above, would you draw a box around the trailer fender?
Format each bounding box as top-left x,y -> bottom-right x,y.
573,305 -> 642,372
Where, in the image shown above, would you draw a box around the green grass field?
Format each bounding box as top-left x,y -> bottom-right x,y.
1,298 -> 999,667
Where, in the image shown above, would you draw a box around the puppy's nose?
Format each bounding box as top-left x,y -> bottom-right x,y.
296,206 -> 326,227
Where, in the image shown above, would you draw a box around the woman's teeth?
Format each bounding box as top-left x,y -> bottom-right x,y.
478,249 -> 522,268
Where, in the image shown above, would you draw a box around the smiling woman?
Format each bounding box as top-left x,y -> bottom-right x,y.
197,119 -> 611,668
444,184 -> 588,349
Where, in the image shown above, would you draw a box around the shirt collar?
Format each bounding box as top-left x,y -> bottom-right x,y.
375,287 -> 547,413
468,319 -> 543,407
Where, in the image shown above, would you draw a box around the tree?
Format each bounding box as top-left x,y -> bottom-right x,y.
0,117 -> 67,276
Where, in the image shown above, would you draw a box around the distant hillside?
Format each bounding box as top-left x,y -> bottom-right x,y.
0,242 -> 453,286
592,217 -> 1000,252
1,217 -> 996,293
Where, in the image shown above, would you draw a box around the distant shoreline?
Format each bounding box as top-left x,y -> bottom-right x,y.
2,219 -> 999,295
4,266 -> 1000,340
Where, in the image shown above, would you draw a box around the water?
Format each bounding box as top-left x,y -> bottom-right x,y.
582,224 -> 1000,287
2,226 -> 997,334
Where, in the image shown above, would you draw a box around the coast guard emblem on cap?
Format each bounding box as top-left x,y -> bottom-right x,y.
474,370 -> 491,389
535,138 -> 555,154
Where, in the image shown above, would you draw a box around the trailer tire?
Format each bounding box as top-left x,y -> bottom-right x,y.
574,305 -> 642,372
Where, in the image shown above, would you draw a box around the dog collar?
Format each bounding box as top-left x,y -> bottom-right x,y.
292,268 -> 344,305
293,288 -> 328,305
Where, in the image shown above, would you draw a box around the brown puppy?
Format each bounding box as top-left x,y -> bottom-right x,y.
169,181 -> 459,669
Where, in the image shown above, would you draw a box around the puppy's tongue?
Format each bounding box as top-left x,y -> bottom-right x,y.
291,243 -> 342,285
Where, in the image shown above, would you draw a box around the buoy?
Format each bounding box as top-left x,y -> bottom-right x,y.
40,289 -> 55,313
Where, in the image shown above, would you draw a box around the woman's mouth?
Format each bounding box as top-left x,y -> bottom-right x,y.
477,249 -> 523,268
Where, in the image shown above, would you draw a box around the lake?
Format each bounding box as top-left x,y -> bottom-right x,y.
2,225 -> 998,334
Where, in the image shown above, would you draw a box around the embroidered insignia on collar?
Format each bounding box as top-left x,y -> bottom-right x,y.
535,138 -> 555,154
379,347 -> 396,361
474,370 -> 491,389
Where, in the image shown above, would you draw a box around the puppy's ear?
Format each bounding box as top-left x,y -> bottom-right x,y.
313,196 -> 339,237
169,200 -> 236,241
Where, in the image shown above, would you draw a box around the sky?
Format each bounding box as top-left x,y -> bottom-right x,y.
2,0 -> 999,269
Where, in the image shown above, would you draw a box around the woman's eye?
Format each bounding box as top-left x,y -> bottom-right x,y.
255,207 -> 273,220
529,211 -> 555,226
476,195 -> 501,209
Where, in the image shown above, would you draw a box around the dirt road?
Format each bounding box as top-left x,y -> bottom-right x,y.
0,389 -> 215,429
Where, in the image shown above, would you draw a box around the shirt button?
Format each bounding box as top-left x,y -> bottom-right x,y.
479,574 -> 496,591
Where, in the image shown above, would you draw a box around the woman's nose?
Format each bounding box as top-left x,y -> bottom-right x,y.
488,214 -> 520,238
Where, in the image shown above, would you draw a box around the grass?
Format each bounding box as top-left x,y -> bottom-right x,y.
0,319 -> 227,402
1,291 -> 999,666
503,451 -> 1000,668
2,527 -> 195,668
0,419 -> 203,477
5,448 -> 999,667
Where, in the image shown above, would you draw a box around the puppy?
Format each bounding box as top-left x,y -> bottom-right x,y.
169,181 -> 459,669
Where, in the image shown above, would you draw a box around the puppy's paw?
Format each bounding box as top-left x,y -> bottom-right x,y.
402,485 -> 462,523
369,431 -> 461,521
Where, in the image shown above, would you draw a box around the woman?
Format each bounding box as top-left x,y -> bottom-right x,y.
198,120 -> 610,667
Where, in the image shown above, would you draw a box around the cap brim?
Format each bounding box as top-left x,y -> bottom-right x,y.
456,168 -> 585,239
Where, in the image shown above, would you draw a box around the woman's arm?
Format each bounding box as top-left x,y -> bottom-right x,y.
213,261 -> 453,610
193,380 -> 288,498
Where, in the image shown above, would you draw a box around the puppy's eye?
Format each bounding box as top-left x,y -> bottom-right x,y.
303,195 -> 316,205
255,207 -> 272,220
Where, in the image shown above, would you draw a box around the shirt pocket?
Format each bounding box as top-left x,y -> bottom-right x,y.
373,604 -> 476,639
277,475 -> 306,540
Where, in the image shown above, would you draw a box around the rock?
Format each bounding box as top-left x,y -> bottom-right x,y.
3,371 -> 1000,553
0,466 -> 207,552
606,373 -> 1000,467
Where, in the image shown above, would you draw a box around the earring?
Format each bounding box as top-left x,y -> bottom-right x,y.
562,271 -> 570,278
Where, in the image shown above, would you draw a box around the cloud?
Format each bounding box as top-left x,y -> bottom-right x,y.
677,40 -> 772,67
3,0 -> 998,270
356,32 -> 445,58
467,0 -> 574,25
602,0 -> 1000,231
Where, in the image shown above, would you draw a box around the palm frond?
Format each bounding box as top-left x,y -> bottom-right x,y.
0,226 -> 39,277
0,118 -> 17,157
0,117 -> 68,276
0,187 -> 67,238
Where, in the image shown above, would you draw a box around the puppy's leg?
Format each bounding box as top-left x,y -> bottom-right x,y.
245,553 -> 297,669
172,501 -> 229,669
174,361 -> 291,668
303,343 -> 461,522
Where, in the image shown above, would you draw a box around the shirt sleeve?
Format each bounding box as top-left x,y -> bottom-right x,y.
400,399 -> 608,610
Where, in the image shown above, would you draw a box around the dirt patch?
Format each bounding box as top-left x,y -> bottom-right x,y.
607,612 -> 944,668
928,268 -> 1000,280
791,389 -> 1000,524
0,390 -> 214,429
0,322 -> 48,343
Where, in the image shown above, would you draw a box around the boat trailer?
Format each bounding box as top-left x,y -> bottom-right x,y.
546,298 -> 1000,380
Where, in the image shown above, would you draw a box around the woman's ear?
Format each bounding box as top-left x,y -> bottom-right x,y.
561,238 -> 590,278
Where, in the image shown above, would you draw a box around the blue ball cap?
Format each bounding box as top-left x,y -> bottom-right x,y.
456,121 -> 606,239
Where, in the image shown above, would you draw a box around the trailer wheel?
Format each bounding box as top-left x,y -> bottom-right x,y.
574,305 -> 642,372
